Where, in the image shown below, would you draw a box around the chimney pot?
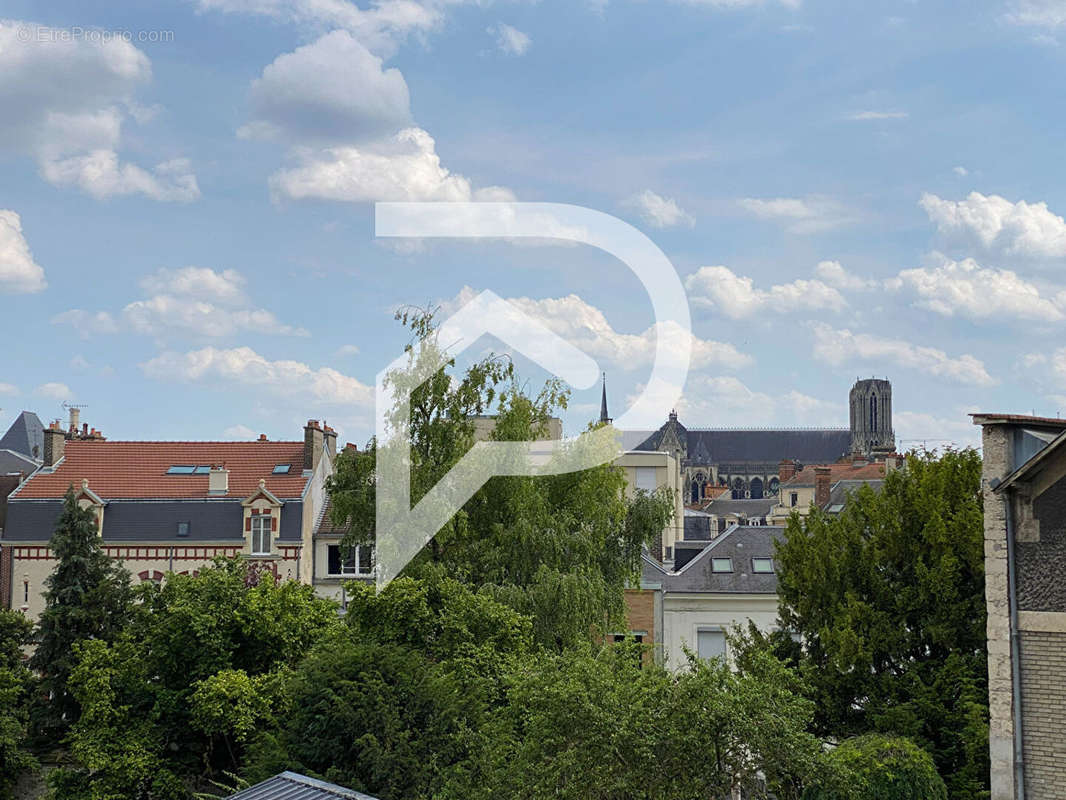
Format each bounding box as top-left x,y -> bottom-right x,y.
258,434 -> 268,442
69,407 -> 80,432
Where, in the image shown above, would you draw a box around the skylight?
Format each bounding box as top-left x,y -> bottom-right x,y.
272,464 -> 291,474
166,465 -> 196,475
752,557 -> 775,574
711,557 -> 733,573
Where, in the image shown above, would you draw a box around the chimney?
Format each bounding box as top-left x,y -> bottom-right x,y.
258,434 -> 268,442
779,459 -> 796,483
815,466 -> 832,508
69,407 -> 80,433
208,467 -> 229,495
885,455 -> 898,473
43,422 -> 65,467
304,420 -> 324,471
322,423 -> 337,462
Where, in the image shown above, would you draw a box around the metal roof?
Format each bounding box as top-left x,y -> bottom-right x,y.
227,772 -> 378,800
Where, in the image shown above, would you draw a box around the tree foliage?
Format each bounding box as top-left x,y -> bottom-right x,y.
0,609 -> 35,799
775,449 -> 988,799
803,734 -> 948,800
30,488 -> 134,740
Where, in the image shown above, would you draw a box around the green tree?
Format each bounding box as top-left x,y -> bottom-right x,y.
803,734 -> 948,800
775,449 -> 988,798
326,308 -> 674,650
51,559 -> 340,799
30,488 -> 133,740
0,609 -> 36,799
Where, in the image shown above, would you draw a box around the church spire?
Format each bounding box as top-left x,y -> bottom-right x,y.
599,373 -> 611,424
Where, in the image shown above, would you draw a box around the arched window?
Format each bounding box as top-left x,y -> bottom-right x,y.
750,477 -> 764,499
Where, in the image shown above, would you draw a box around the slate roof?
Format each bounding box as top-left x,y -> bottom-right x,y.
635,425 -> 851,465
12,440 -> 310,500
227,772 -> 378,800
701,497 -> 774,519
662,525 -> 783,594
0,449 -> 37,476
0,412 -> 43,462
683,511 -> 713,541
825,479 -> 884,512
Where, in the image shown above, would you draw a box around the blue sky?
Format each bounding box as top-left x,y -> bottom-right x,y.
3,0 -> 1066,450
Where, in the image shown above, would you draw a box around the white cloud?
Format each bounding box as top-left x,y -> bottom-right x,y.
241,30 -> 412,143
0,210 -> 46,293
813,260 -> 877,291
53,267 -> 306,340
673,374 -> 839,427
35,382 -> 73,401
738,195 -> 856,233
674,0 -> 801,7
0,21 -> 199,202
0,383 -> 18,396
489,23 -> 531,55
446,286 -> 751,371
1007,0 -> 1066,27
270,127 -> 513,203
222,423 -> 259,439
810,322 -> 996,386
685,265 -> 847,319
51,310 -> 120,339
889,254 -> 1066,322
920,191 -> 1066,257
627,189 -> 694,229
893,410 -> 982,450
953,166 -> 969,176
142,346 -> 374,407
846,110 -> 908,120
337,344 -> 361,356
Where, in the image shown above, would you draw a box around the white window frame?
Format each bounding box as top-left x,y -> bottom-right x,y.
250,515 -> 271,555
751,557 -> 775,573
711,557 -> 733,573
327,543 -> 375,577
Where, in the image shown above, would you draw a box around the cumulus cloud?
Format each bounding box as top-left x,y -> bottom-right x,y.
35,382 -> 73,401
446,286 -> 751,371
893,410 -> 982,449
222,423 -> 259,439
0,21 -> 199,201
672,374 -> 838,427
889,254 -> 1066,322
0,210 -> 46,293
627,190 -> 694,229
953,166 -> 969,176
810,322 -> 996,386
920,191 -> 1066,257
813,260 -> 877,291
142,346 -> 373,407
0,383 -> 18,395
685,265 -> 847,319
53,266 -> 306,340
489,23 -> 531,55
738,195 -> 856,233
271,127 -> 513,203
241,30 -> 412,144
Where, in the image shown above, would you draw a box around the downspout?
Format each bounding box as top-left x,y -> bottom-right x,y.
1004,491 -> 1025,800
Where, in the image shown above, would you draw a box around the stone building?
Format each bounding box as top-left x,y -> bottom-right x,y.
972,412 -> 1066,800
632,378 -> 894,504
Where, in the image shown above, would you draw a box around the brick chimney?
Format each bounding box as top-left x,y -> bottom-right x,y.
779,459 -> 796,483
815,466 -> 832,508
43,422 -> 65,467
322,423 -> 337,462
303,420 -> 324,471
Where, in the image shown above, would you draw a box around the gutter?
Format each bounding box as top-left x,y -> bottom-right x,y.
1003,490 -> 1026,800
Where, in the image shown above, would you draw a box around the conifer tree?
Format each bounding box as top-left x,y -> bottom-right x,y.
29,488 -> 133,739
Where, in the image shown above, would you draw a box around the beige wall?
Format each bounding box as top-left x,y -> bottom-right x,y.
661,592 -> 779,671
615,449 -> 683,557
769,485 -> 816,524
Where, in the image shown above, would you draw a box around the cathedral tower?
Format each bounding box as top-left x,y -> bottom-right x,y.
849,378 -> 894,456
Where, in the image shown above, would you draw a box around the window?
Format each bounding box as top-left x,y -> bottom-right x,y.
612,633 -> 645,644
23,580 -> 29,605
250,515 -> 271,555
176,521 -> 190,537
711,557 -> 733,573
751,557 -> 774,573
635,466 -> 657,492
790,492 -> 798,507
194,465 -> 212,474
327,544 -> 374,576
272,464 -> 291,475
167,465 -> 196,475
697,629 -> 726,661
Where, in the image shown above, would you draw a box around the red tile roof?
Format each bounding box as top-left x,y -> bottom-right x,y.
782,460 -> 886,487
14,440 -> 310,500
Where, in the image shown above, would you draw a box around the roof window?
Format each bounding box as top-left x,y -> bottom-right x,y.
272,464 -> 291,474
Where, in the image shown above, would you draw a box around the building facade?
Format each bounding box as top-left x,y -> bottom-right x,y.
1,418 -> 336,618
632,378 -> 895,504
973,412 -> 1066,800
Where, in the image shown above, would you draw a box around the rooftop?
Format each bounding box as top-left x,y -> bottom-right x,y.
782,460 -> 885,487
12,439 -> 310,500
227,772 -> 378,800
